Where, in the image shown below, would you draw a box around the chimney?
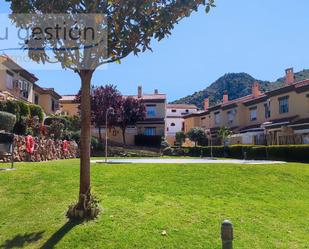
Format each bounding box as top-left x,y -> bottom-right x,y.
223,90 -> 229,103
252,81 -> 261,97
285,68 -> 294,85
154,89 -> 158,94
204,98 -> 209,110
138,85 -> 142,98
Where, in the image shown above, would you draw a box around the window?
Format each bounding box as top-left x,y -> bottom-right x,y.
20,81 -> 30,99
185,110 -> 189,113
214,112 -> 221,126
146,106 -> 156,117
279,96 -> 289,114
34,94 -> 39,105
6,72 -> 14,90
171,109 -> 176,113
264,102 -> 271,119
171,123 -> 176,127
227,110 -> 235,124
250,107 -> 257,121
51,99 -> 56,111
144,127 -> 156,136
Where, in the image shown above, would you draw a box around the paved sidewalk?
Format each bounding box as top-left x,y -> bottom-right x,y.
91,158 -> 285,165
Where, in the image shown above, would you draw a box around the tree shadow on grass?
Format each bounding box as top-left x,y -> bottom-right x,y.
1,231 -> 44,249
40,221 -> 81,249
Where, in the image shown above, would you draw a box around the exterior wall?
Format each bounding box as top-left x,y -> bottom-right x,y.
60,102 -> 79,116
137,124 -> 165,136
91,127 -> 136,146
200,113 -> 211,130
38,94 -> 59,115
269,91 -> 309,120
184,116 -> 201,133
145,102 -> 166,119
242,101 -> 266,127
0,69 -> 6,91
166,106 -> 198,145
166,117 -> 184,134
0,66 -> 34,103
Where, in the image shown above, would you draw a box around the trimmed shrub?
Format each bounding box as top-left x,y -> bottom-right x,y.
177,145 -> 309,162
161,140 -> 170,149
29,104 -> 44,122
162,147 -> 173,156
44,116 -> 68,127
16,101 -> 30,118
4,101 -> 20,121
172,147 -> 185,156
0,111 -> 17,132
134,135 -> 162,148
70,131 -> 81,145
13,117 -> 27,135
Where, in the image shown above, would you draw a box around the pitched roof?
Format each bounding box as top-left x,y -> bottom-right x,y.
60,95 -> 77,102
0,55 -> 38,83
166,104 -> 198,109
127,94 -> 166,101
33,84 -> 62,99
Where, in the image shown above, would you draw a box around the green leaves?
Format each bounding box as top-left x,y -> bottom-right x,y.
7,0 -> 216,71
206,0 -> 216,13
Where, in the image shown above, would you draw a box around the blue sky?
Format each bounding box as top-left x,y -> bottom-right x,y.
1,0 -> 309,102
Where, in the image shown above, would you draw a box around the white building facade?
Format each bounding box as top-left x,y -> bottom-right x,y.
166,104 -> 198,145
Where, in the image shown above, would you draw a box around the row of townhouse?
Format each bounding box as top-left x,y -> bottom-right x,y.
0,55 -> 61,115
60,86 -> 201,146
60,86 -> 169,145
184,68 -> 309,145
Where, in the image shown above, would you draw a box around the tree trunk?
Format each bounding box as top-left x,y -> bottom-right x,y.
122,127 -> 126,146
78,69 -> 94,207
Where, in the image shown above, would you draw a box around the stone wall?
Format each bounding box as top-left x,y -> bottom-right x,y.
12,135 -> 79,162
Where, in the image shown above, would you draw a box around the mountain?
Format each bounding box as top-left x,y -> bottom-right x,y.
171,69 -> 309,109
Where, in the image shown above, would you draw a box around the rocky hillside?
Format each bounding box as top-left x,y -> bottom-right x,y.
171,69 -> 309,109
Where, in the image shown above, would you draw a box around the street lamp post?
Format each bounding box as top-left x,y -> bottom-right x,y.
105,107 -> 114,163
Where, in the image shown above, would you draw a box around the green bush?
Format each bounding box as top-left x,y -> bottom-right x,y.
16,101 -> 30,118
70,131 -> 81,144
177,145 -> 309,162
44,116 -> 68,128
62,115 -> 81,132
3,101 -> 20,121
13,117 -> 27,135
0,111 -> 17,132
29,104 -> 44,122
135,135 -> 162,148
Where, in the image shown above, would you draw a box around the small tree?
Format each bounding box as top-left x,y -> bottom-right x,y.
218,126 -> 232,146
187,127 -> 207,147
118,97 -> 146,145
7,0 -> 215,219
76,85 -> 122,141
175,131 -> 186,146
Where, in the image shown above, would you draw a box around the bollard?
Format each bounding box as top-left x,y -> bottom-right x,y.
221,220 -> 233,249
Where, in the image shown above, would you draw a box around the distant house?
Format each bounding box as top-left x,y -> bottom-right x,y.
0,55 -> 61,115
184,68 -> 309,145
60,86 -> 167,146
166,104 -> 198,145
59,95 -> 79,117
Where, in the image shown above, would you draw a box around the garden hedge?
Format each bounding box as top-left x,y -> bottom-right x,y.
178,145 -> 309,162
29,104 -> 44,121
0,111 -> 16,132
135,135 -> 162,147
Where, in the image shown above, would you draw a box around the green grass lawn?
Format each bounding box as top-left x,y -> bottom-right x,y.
0,160 -> 308,249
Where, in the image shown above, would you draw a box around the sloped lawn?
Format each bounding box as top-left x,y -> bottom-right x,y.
0,160 -> 308,249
